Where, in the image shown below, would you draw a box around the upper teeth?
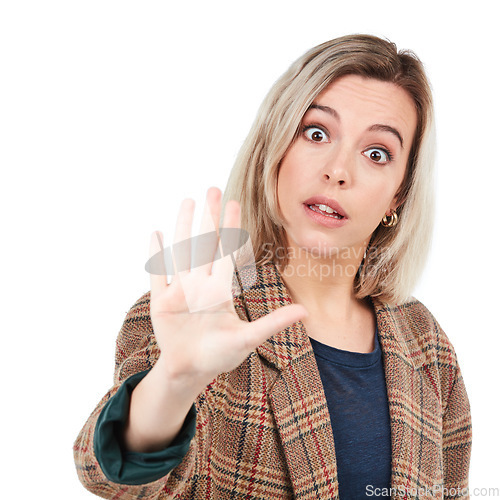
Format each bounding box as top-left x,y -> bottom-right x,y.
315,204 -> 336,214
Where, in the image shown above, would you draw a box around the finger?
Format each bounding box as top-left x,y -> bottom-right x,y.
149,231 -> 167,299
171,198 -> 195,280
221,199 -> 241,230
193,187 -> 222,275
199,187 -> 222,235
242,304 -> 308,351
211,200 -> 241,278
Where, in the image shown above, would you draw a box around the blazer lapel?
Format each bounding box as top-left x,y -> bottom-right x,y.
374,301 -> 444,496
235,263 -> 338,498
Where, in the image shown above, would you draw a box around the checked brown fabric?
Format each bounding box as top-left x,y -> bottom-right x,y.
74,263 -> 472,499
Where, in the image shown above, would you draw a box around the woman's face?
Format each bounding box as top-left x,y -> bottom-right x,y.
277,74 -> 418,258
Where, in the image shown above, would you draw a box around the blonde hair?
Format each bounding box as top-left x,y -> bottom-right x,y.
222,34 -> 435,305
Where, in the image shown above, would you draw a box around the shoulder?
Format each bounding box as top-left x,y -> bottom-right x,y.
114,292 -> 156,382
375,296 -> 441,330
374,296 -> 459,369
119,291 -> 154,340
124,291 -> 152,322
375,297 -> 464,407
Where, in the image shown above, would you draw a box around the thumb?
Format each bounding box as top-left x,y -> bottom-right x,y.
242,304 -> 308,350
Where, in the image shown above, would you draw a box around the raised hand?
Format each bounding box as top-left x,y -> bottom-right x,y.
149,186 -> 307,386
124,187 -> 307,453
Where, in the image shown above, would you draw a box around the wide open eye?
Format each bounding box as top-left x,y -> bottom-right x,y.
362,147 -> 393,164
303,126 -> 329,143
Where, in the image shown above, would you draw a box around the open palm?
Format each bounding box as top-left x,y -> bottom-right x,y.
149,187 -> 307,385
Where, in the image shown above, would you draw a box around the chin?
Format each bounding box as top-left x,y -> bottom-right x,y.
285,229 -> 344,258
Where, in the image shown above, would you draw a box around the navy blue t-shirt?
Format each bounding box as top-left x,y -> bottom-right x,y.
309,328 -> 392,499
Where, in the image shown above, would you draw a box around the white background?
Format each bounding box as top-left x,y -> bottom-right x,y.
1,1 -> 498,498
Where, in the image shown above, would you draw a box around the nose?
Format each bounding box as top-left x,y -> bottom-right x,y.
322,150 -> 352,187
323,170 -> 347,185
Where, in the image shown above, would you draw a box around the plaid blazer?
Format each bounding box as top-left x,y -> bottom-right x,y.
74,263 -> 472,499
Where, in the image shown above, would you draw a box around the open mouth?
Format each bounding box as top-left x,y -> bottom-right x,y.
306,203 -> 345,220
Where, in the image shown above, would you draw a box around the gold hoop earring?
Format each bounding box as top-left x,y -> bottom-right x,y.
381,210 -> 398,228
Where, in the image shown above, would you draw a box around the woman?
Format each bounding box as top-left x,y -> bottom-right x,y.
74,35 -> 472,499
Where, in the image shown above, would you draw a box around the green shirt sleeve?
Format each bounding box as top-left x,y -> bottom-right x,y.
93,370 -> 197,485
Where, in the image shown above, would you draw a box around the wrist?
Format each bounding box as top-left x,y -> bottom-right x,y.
151,354 -> 210,401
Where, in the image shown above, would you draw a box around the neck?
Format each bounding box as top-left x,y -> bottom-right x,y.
275,240 -> 368,322
273,240 -> 376,352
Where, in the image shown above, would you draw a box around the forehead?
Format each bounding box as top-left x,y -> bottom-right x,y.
313,75 -> 417,142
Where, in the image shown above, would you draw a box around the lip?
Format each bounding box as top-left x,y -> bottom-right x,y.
302,195 -> 348,229
303,195 -> 348,218
303,204 -> 348,229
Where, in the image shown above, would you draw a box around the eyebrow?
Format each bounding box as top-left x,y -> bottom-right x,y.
368,124 -> 404,148
309,104 -> 340,120
307,104 -> 405,148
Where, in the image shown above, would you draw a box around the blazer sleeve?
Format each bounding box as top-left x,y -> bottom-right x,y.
442,359 -> 472,499
92,369 -> 197,485
73,292 -> 203,499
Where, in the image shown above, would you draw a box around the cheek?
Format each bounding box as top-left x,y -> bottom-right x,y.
278,147 -> 316,195
279,151 -> 301,179
277,153 -> 302,197
276,161 -> 292,213
357,179 -> 400,224
364,163 -> 406,207
365,188 -> 393,208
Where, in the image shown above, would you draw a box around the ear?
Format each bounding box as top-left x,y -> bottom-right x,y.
390,167 -> 411,213
389,185 -> 408,214
385,198 -> 399,217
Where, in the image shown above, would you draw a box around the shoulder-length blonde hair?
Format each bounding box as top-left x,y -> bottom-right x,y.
222,34 -> 435,305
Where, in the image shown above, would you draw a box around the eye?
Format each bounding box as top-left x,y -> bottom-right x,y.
362,147 -> 393,164
303,126 -> 329,143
